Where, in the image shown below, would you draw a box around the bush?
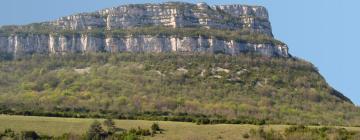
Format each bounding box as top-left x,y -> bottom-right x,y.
242,133 -> 250,139
103,118 -> 116,134
249,127 -> 284,140
196,118 -> 210,125
87,120 -> 107,140
0,52 -> 14,60
21,131 -> 39,140
121,132 -> 140,140
4,128 -> 15,137
151,123 -> 160,132
131,127 -> 151,136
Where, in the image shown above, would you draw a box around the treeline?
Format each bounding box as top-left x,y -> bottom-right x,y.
0,53 -> 359,126
0,110 -> 267,125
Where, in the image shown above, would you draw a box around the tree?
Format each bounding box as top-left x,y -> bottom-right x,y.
87,120 -> 106,140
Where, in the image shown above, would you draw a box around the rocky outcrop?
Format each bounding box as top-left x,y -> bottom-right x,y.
50,2 -> 273,36
0,2 -> 290,57
0,34 -> 288,57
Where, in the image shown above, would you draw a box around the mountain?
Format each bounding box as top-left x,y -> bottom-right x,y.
0,2 -> 288,57
0,2 -> 359,126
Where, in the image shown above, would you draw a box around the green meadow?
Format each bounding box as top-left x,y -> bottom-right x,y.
1,115 -> 360,140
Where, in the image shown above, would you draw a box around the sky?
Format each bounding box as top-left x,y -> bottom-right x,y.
0,0 -> 359,105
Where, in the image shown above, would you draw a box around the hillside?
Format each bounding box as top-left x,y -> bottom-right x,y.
0,53 -> 358,126
0,2 -> 359,127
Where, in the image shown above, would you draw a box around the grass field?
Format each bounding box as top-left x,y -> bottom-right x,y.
0,115 -> 360,140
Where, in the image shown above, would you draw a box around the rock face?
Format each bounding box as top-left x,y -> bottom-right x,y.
51,2 -> 272,35
0,2 -> 289,57
0,34 -> 288,57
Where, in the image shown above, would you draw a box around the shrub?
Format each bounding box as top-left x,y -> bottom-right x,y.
21,131 -> 39,140
0,52 -> 14,60
249,127 -> 284,140
196,118 -> 210,125
122,132 -> 140,140
103,118 -> 116,134
242,133 -> 250,139
151,122 -> 160,132
4,128 -> 15,137
87,120 -> 107,140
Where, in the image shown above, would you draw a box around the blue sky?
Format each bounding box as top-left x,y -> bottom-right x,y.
0,0 -> 359,105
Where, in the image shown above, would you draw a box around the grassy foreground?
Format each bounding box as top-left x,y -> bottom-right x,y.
0,115 -> 360,140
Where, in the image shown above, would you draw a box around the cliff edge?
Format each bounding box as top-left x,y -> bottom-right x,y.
0,2 -> 289,57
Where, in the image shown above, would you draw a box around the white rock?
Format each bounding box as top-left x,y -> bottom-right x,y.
74,67 -> 91,74
213,67 -> 230,73
177,67 -> 188,74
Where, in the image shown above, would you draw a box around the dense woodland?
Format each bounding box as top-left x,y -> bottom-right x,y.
0,53 -> 359,126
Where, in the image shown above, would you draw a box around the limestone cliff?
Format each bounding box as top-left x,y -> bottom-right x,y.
0,2 -> 289,57
51,2 -> 272,35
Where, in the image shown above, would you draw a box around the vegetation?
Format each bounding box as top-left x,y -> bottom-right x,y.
87,120 -> 107,139
0,25 -> 284,45
1,115 -> 360,140
151,123 -> 162,134
0,53 -> 358,126
0,118 -> 161,140
109,26 -> 284,45
103,118 -> 117,134
0,115 -> 360,140
244,125 -> 360,140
